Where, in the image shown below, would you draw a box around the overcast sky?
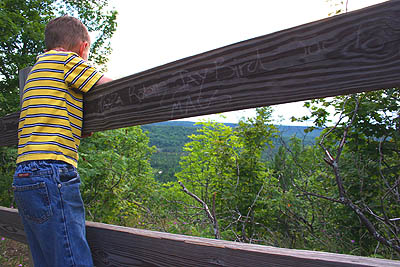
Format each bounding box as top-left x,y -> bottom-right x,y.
105,0 -> 387,125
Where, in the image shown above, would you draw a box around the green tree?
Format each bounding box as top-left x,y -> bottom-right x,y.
0,147 -> 17,207
0,0 -> 117,117
173,108 -> 285,242
173,119 -> 238,238
272,136 -> 360,253
292,90 -> 400,258
78,127 -> 159,227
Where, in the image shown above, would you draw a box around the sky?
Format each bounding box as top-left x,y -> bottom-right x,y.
105,0 -> 387,125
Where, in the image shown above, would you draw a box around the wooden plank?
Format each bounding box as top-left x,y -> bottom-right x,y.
17,67 -> 35,267
0,206 -> 27,244
2,0 -> 400,146
1,207 -> 399,267
18,67 -> 32,107
0,112 -> 19,147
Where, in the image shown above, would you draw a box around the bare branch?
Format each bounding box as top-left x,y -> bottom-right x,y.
212,192 -> 220,238
336,97 -> 359,162
317,95 -> 400,254
246,184 -> 264,220
179,181 -> 220,239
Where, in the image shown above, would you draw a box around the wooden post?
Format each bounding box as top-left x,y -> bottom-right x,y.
18,67 -> 32,107
17,67 -> 34,267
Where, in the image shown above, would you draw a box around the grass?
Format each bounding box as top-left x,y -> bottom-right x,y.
0,237 -> 31,267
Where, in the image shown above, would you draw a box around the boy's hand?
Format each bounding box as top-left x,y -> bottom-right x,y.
96,76 -> 113,85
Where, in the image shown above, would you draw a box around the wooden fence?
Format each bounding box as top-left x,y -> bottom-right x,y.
1,0 -> 400,266
1,207 -> 399,266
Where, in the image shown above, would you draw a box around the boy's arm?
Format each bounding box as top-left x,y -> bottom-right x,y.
82,75 -> 112,139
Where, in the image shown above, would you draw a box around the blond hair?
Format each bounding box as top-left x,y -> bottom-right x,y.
45,16 -> 90,50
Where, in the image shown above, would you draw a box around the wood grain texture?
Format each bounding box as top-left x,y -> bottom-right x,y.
18,67 -> 32,107
1,207 -> 399,267
0,112 -> 19,147
2,0 -> 400,147
0,206 -> 27,244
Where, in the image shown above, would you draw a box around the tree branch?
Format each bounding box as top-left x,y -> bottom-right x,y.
179,181 -> 220,239
318,95 -> 400,254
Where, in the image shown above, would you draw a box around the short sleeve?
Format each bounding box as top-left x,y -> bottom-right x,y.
64,53 -> 103,93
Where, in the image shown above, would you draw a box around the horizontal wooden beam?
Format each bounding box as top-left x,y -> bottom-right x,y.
2,0 -> 400,146
1,207 -> 399,267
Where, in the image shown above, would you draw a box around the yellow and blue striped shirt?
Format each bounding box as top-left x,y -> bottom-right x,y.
17,50 -> 103,167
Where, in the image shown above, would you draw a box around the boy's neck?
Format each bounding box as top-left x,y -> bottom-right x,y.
51,47 -> 69,52
49,43 -> 86,60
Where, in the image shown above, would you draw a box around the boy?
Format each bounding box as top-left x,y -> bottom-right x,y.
12,16 -> 111,266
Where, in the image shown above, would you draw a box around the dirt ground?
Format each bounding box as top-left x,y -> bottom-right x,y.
0,237 -> 31,267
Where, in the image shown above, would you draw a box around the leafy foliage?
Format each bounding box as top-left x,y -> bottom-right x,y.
141,124 -> 198,183
0,147 -> 17,207
143,122 -> 321,183
172,108 -> 283,242
0,0 -> 117,117
78,127 -> 157,226
291,89 -> 400,257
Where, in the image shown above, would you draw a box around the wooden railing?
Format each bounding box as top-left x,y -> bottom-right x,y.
1,207 -> 399,266
1,0 -> 400,266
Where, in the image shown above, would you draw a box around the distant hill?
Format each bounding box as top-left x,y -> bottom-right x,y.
142,121 -> 322,183
144,121 -> 321,143
145,121 -> 238,128
147,120 -> 320,132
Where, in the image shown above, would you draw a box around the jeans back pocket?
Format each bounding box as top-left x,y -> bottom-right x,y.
13,182 -> 53,224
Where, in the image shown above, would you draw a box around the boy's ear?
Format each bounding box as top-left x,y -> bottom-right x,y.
78,41 -> 90,60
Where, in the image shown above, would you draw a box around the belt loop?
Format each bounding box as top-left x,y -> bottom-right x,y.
49,161 -> 60,185
30,160 -> 40,172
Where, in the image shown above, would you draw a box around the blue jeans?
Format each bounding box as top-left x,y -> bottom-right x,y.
12,160 -> 93,267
